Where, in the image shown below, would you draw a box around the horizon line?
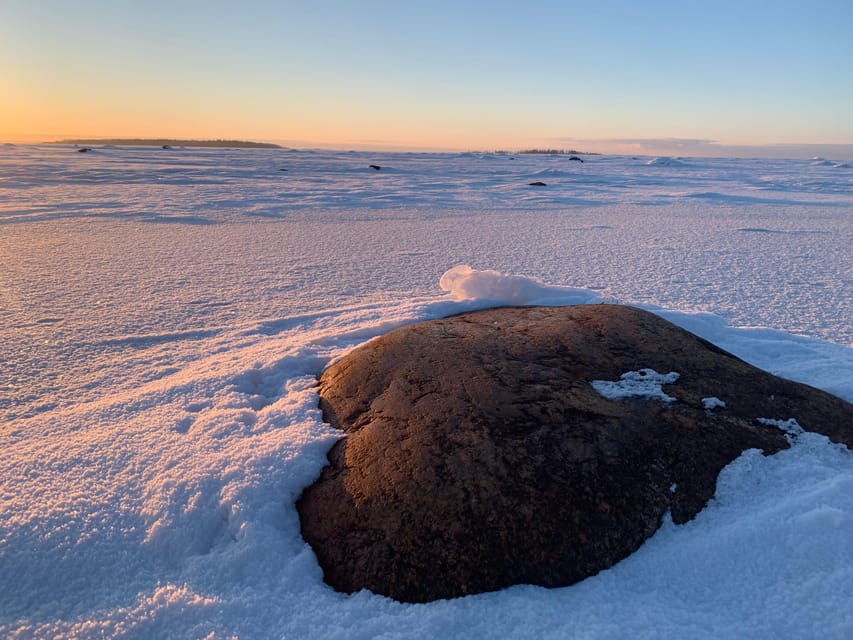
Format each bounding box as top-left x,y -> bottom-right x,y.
4,135 -> 853,160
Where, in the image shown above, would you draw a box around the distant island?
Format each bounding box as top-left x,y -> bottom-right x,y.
54,138 -> 283,149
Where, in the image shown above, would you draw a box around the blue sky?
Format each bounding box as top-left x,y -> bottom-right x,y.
2,0 -> 852,155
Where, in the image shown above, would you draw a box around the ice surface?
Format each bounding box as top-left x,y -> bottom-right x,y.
1,145 -> 852,638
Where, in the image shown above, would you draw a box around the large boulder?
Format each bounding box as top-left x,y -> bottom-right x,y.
297,305 -> 853,603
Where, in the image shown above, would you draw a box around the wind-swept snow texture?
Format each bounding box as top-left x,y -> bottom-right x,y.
1,145 -> 852,639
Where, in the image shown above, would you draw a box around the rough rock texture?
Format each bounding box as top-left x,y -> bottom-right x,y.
298,305 -> 853,603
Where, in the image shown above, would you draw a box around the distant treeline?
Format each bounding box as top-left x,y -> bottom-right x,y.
55,138 -> 283,149
517,148 -> 600,156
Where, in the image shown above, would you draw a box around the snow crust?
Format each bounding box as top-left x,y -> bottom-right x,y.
1,145 -> 852,639
591,369 -> 680,402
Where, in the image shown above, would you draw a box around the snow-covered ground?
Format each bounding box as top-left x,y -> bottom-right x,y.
1,144 -> 851,638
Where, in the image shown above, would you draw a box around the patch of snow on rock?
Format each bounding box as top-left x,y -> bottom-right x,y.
702,396 -> 726,410
758,417 -> 805,437
591,369 -> 680,402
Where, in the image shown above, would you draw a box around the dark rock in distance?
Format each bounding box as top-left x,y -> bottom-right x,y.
298,305 -> 853,603
77,147 -> 92,153
528,181 -> 547,186
369,164 -> 381,171
569,155 -> 584,162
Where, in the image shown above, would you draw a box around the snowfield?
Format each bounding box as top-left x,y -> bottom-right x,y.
0,144 -> 851,639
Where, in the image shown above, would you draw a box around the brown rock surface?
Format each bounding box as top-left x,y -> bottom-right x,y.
297,304 -> 853,603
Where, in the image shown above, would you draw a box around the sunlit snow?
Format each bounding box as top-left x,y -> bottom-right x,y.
1,145 -> 851,639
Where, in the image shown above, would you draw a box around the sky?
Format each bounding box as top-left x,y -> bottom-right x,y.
2,0 -> 852,156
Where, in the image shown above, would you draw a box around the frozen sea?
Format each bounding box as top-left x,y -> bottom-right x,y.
1,144 -> 852,638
